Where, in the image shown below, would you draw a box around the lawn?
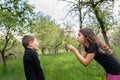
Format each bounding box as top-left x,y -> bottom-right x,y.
0,48 -> 120,80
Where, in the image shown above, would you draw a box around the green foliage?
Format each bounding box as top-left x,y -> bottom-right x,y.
98,1 -> 114,31
0,0 -> 35,30
5,41 -> 24,56
0,11 -> 17,27
65,37 -> 78,47
0,38 -> 4,48
32,15 -> 67,53
0,0 -> 35,66
0,0 -> 35,48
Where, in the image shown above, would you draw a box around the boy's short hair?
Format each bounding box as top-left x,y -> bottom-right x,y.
22,35 -> 35,49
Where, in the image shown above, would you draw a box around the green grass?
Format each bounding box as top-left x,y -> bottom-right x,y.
41,53 -> 105,80
0,48 -> 120,80
0,58 -> 25,80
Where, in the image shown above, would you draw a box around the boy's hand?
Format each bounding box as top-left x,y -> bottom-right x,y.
67,44 -> 76,52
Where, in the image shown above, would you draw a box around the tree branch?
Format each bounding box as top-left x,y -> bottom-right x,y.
59,0 -> 77,4
5,40 -> 16,51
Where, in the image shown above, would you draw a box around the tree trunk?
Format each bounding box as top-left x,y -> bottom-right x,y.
53,47 -> 57,56
92,6 -> 110,46
101,28 -> 110,46
0,35 -> 9,67
78,0 -> 83,29
65,44 -> 68,52
0,51 -> 6,66
53,41 -> 62,56
41,47 -> 45,55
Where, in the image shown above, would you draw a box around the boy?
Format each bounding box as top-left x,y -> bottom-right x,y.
22,35 -> 45,80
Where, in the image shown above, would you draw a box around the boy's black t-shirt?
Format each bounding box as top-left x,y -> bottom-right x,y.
23,48 -> 45,80
85,43 -> 120,75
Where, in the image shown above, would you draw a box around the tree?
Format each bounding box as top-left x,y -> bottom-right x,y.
109,25 -> 120,47
58,0 -> 115,46
32,13 -> 65,55
89,0 -> 114,46
59,0 -> 87,29
0,0 -> 35,66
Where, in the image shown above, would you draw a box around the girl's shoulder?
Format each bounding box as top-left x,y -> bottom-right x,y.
89,43 -> 98,48
84,43 -> 98,52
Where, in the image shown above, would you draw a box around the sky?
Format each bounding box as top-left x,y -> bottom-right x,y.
113,0 -> 120,16
28,0 -> 120,37
28,0 -> 68,21
28,0 -> 120,24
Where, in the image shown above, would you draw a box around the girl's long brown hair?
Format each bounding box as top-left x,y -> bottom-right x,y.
79,28 -> 113,55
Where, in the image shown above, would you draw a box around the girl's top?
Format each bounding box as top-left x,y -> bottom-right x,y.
85,43 -> 120,75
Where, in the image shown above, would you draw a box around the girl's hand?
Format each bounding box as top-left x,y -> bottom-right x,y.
67,44 -> 77,52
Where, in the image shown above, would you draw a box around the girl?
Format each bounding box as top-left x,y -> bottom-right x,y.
67,28 -> 120,80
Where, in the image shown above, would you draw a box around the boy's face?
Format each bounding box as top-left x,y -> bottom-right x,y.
29,38 -> 39,50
